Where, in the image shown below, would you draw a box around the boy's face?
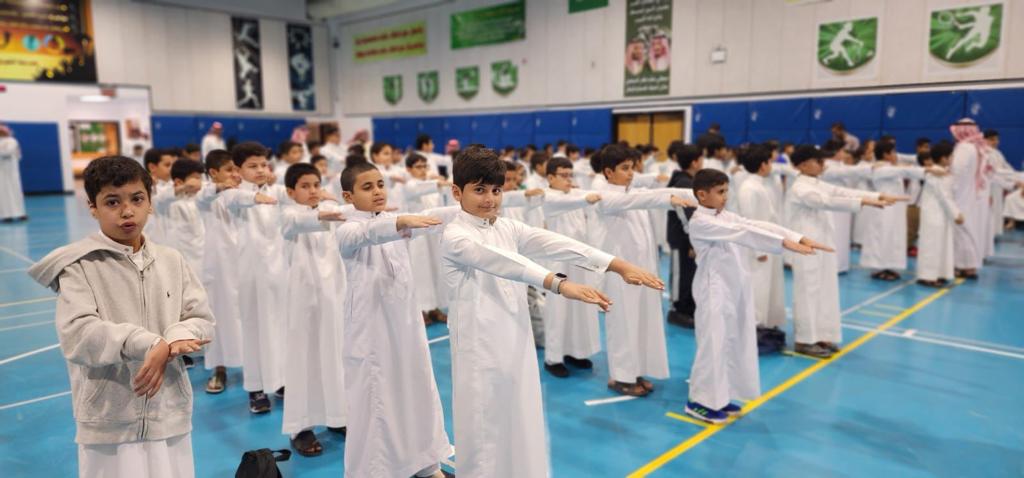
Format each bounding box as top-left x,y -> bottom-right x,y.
917,143 -> 931,154
547,167 -> 574,192
408,159 -> 428,180
421,140 -> 434,152
453,180 -> 503,220
89,179 -> 151,247
757,160 -> 772,176
148,155 -> 174,182
604,160 -> 635,186
187,150 -> 201,161
882,151 -> 897,164
208,162 -> 241,186
921,158 -> 935,168
503,170 -> 519,191
239,156 -> 270,184
343,169 -> 388,212
697,183 -> 728,211
283,146 -> 303,164
373,146 -> 393,166
568,151 -> 580,161
986,136 -> 999,148
286,173 -> 323,207
173,172 -> 203,193
533,161 -> 547,175
937,155 -> 951,167
797,158 -> 823,177
312,160 -> 328,177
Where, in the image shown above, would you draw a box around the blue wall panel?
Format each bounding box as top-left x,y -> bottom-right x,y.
748,99 -> 810,134
500,112 -> 535,149
882,91 -> 965,130
809,95 -> 882,145
693,102 -> 747,144
533,111 -> 572,148
8,122 -> 63,193
417,117 -> 445,153
571,109 -> 612,148
965,88 -> 1024,127
442,116 -> 473,154
470,114 -> 502,148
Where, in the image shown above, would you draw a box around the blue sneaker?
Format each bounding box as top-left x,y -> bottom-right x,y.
720,403 -> 742,415
685,401 -> 728,424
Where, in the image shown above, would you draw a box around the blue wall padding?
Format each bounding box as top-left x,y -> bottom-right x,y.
7,122 -> 63,193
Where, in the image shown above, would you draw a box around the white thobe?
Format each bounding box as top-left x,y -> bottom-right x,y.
736,176 -> 787,328
200,134 -> 225,159
165,197 -> 205,273
860,164 -> 924,271
689,206 -> 800,409
404,179 -> 447,311
195,185 -> 244,369
338,210 -> 452,478
0,137 -> 26,219
522,174 -> 548,227
645,160 -> 681,253
541,188 -> 603,364
951,143 -> 989,270
786,175 -> 878,344
79,432 -> 194,478
987,148 -> 1016,247
1005,188 -> 1024,221
145,181 -> 174,245
916,173 -> 960,282
573,158 -> 596,190
441,211 -> 613,478
500,189 -> 543,224
821,160 -> 872,273
321,142 -> 348,174
280,204 -> 347,434
224,181 -> 290,392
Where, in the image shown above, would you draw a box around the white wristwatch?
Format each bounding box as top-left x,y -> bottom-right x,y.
549,273 -> 568,295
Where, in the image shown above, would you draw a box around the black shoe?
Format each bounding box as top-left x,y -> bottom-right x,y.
16,215 -> 27,222
544,362 -> 570,378
0,218 -> 12,223
274,387 -> 285,399
249,391 -> 271,414
564,355 -> 593,369
328,426 -> 347,436
182,355 -> 194,369
667,310 -> 695,328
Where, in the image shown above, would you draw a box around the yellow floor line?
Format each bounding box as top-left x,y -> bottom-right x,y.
627,279 -> 961,477
665,411 -> 716,428
781,350 -> 826,361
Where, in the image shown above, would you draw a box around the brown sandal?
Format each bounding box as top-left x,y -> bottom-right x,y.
291,430 -> 323,457
636,376 -> 655,392
607,380 -> 649,397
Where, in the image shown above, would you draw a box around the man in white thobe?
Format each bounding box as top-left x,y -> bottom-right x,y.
0,125 -> 27,222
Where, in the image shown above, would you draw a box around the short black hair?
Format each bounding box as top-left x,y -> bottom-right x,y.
347,144 -> 365,155
415,133 -> 433,150
231,141 -> 269,167
556,139 -> 567,148
600,143 -> 634,175
874,141 -> 896,160
704,139 -> 726,157
831,121 -> 846,130
346,154 -> 369,168
204,149 -> 233,172
709,123 -> 721,131
821,139 -> 845,156
530,152 -> 549,171
566,144 -> 580,155
143,148 -> 168,168
306,140 -> 322,149
309,154 -> 327,166
674,144 -> 702,170
279,140 -> 301,157
84,156 -> 154,204
878,134 -> 896,146
589,148 -> 603,174
340,161 -> 379,192
916,152 -> 932,166
983,129 -> 999,139
370,142 -> 391,156
693,168 -> 730,193
323,127 -> 340,138
406,153 -> 427,168
915,137 -> 931,147
170,158 -> 205,182
184,143 -> 200,154
791,144 -> 824,166
740,145 -> 772,173
545,156 -> 574,176
285,163 -> 321,189
930,141 -> 954,161
452,146 -> 506,189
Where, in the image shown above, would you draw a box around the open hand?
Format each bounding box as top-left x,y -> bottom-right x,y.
560,282 -> 613,312
879,194 -> 909,204
255,193 -> 278,205
396,214 -> 443,231
215,182 -> 238,192
318,210 -> 346,222
608,258 -> 665,290
134,339 -> 170,398
585,193 -> 602,204
169,338 -> 210,357
955,214 -> 965,225
525,188 -> 545,198
799,236 -> 835,253
861,197 -> 887,208
671,195 -> 696,208
783,238 -> 815,255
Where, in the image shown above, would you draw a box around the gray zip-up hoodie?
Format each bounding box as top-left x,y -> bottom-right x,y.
27,232 -> 215,445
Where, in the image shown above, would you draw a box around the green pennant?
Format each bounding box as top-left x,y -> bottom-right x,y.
491,60 -> 518,95
417,70 -> 439,102
383,75 -> 403,105
817,17 -> 877,72
456,66 -> 480,100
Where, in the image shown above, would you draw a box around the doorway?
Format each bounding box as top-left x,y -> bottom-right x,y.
614,111 -> 688,160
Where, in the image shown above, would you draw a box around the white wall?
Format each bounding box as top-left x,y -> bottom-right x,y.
93,0 -> 332,116
0,83 -> 153,192
331,0 -> 1024,117
133,0 -> 308,22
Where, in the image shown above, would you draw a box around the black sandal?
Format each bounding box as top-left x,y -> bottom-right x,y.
607,380 -> 649,397
291,430 -> 323,457
636,376 -> 655,392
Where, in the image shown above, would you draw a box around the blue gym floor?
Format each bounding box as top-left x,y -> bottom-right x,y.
2,193 -> 1023,477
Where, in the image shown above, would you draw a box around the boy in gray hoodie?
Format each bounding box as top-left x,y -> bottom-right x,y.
28,156 -> 214,478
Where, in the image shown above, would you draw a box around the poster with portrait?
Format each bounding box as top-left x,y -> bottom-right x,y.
924,1 -> 1006,77
623,0 -> 671,97
232,17 -> 263,110
287,24 -> 315,111
0,0 -> 97,82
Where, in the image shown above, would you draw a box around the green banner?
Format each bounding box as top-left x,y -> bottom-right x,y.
383,75 -> 403,105
570,0 -> 607,14
450,1 -> 525,50
624,0 -> 672,97
456,66 -> 480,100
929,3 -> 1003,64
491,60 -> 518,95
354,21 -> 426,63
418,70 -> 439,103
817,17 -> 877,72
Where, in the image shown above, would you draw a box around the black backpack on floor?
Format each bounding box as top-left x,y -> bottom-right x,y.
757,326 -> 786,355
236,448 -> 291,478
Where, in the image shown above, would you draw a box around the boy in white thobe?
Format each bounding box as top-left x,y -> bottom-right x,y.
540,156 -> 604,377
194,151 -> 244,393
335,162 -> 453,478
222,142 -> 291,413
595,144 -> 695,397
915,143 -> 963,287
441,146 -> 665,477
273,141 -> 305,185
279,163 -> 349,456
166,159 -> 206,272
785,145 -> 896,358
735,146 -> 788,330
404,153 -> 451,324
143,149 -> 176,244
820,142 -> 872,273
0,125 -> 27,221
687,168 -> 825,423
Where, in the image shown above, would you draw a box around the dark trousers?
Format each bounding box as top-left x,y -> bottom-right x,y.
669,248 -> 696,316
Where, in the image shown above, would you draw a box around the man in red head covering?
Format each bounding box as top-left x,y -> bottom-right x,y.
201,121 -> 226,158
948,118 -> 992,278
0,124 -> 28,222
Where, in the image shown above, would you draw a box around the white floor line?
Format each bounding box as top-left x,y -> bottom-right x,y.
0,267 -> 28,275
839,280 -> 915,316
844,318 -> 1024,355
902,328 -> 917,337
0,309 -> 54,322
0,245 -> 34,265
0,343 -> 60,366
0,320 -> 53,333
584,395 -> 639,406
0,390 -> 71,411
428,335 -> 450,345
841,323 -> 1024,361
441,458 -> 456,468
0,297 -> 56,309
